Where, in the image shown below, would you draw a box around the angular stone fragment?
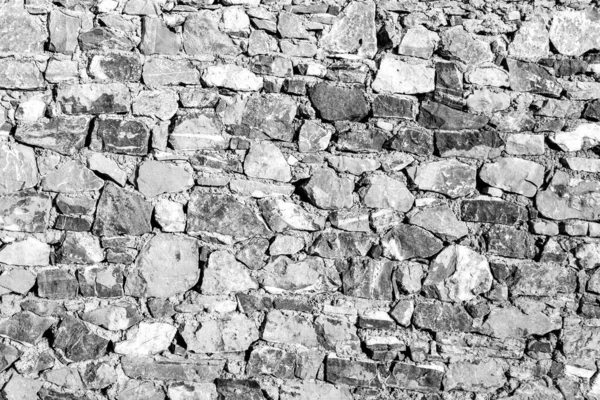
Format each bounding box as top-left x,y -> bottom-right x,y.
252,55 -> 293,78
319,0 -> 376,58
154,199 -> 185,233
167,382 -> 217,400
183,11 -> 240,56
240,95 -> 297,141
0,312 -> 55,345
81,362 -> 116,390
42,161 -> 104,193
0,143 -> 38,194
262,310 -> 318,347
49,10 -> 80,54
466,89 -> 510,113
387,127 -> 432,155
418,101 -> 489,130
506,134 -> 545,155
372,95 -> 417,119
301,168 -> 353,210
373,56 -> 435,94
259,256 -> 322,292
298,121 -> 331,152
508,261 -> 576,296
328,156 -> 380,176
0,237 -> 50,266
342,258 -> 393,300
0,192 -> 50,233
483,306 -> 561,338
466,64 -> 509,87
309,83 -> 369,122
244,142 -> 291,182
414,160 -> 476,198
81,305 -> 141,331
0,269 -> 35,295
550,11 -> 600,56
441,26 -> 493,65
423,245 -> 492,302
550,123 -> 600,152
310,231 -> 375,259
444,360 -> 505,392
413,301 -> 473,332
57,232 -> 104,264
408,205 -> 468,240
57,83 -> 131,115
88,53 -> 143,82
1,376 -> 43,400
536,170 -> 600,221
486,225 -> 534,259
325,357 -> 378,387
0,59 -> 45,90
508,17 -> 549,62
37,269 -> 78,300
87,153 -> 127,186
202,65 -> 262,91
565,157 -> 600,173
140,16 -> 180,55
384,362 -> 444,391
133,90 -> 178,121
259,197 -> 325,232
508,59 -> 561,97
434,62 -> 464,108
398,26 -> 439,59
0,342 -> 20,372
216,379 -> 265,400
136,161 -> 193,197
169,111 -> 225,150
382,224 -> 443,261
16,116 -> 90,155
281,381 -> 351,400
92,183 -> 153,236
437,130 -> 503,159
0,0 -> 46,53
54,316 -> 109,362
126,234 -> 199,297
115,322 -> 176,356
45,59 -> 79,84
183,314 -> 259,354
143,58 -> 199,86
461,198 -> 528,225
79,27 -> 134,52
358,175 -> 413,212
187,191 -> 269,240
202,251 -> 257,295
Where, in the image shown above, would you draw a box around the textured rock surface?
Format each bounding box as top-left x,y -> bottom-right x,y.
0,0 -> 595,398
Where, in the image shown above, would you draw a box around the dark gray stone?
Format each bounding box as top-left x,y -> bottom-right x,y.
418,101 -> 489,131
309,83 -> 370,121
460,199 -> 528,225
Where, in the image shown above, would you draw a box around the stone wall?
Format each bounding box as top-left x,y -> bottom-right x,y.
0,0 -> 599,398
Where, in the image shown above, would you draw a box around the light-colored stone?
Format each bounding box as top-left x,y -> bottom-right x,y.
506,134 -> 545,155
0,59 -> 45,90
564,157 -> 600,173
115,322 -> 176,355
154,199 -> 186,232
372,55 -> 435,94
262,310 -> 319,348
87,153 -> 127,186
550,123 -> 600,152
136,161 -> 194,197
302,168 -> 354,210
441,26 -> 494,65
42,161 -> 104,193
483,306 -> 561,338
414,160 -> 476,198
202,65 -> 263,91
466,64 -> 510,87
0,237 -> 50,266
259,197 -> 326,232
466,89 -> 510,113
133,90 -> 179,120
244,141 -> 291,182
202,250 -> 258,295
398,26 -> 440,59
550,11 -> 600,56
359,175 -> 414,212
479,157 -> 544,197
509,16 -> 549,61
0,142 -> 38,194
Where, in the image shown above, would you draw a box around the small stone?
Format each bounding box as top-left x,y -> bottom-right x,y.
398,26 -> 439,59
269,235 -> 304,256
390,300 -> 414,327
49,10 -> 80,54
240,94 -> 297,141
57,83 -> 131,115
247,346 -> 295,378
414,159 -> 476,198
564,157 -> 600,173
0,237 -> 50,266
0,142 -> 38,194
216,379 -> 265,400
79,27 -> 134,52
81,362 -> 116,390
280,382 -> 351,400
202,65 -> 262,91
236,238 -> 269,270
297,121 -> 331,152
202,251 -> 257,295
16,116 -> 91,155
373,55 -> 435,95
412,301 -> 473,332
466,64 -> 509,87
57,232 -> 104,264
418,101 -> 489,130
133,90 -> 179,121
42,161 -> 104,193
309,83 -> 369,122
115,322 -> 176,356
244,142 -> 291,182
259,197 -> 325,232
506,134 -> 545,155
310,231 -> 376,259
0,312 -> 55,345
183,10 -> 241,57
408,205 -> 468,240
422,244 -> 492,302
143,58 -> 200,86
434,62 -> 464,108
140,16 -> 180,55
436,130 -> 504,159
87,153 -> 127,186
328,156 -> 379,175
444,360 -> 505,392
479,157 -> 544,197
55,195 -> 96,215
508,16 -> 549,62
381,224 -> 443,261
486,225 -> 535,259
482,306 -> 561,338
81,305 -> 141,330
0,192 -> 50,233
387,127 -> 432,156
508,59 -> 561,97
461,198 -> 528,225
252,55 -> 293,78
54,316 -> 109,362
169,111 -> 225,151
342,258 -> 393,300
88,53 -> 143,82
301,168 -> 354,210
154,199 -> 185,232
262,310 -> 318,348
550,10 -> 600,56
182,314 -> 259,354
136,161 -> 193,197
441,26 -> 493,65
466,89 -> 510,113
358,175 -> 414,212
93,182 -> 153,236
319,0 -> 376,58
550,123 -> 600,152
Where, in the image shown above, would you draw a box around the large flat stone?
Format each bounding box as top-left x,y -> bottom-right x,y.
372,56 -> 435,94
92,182 -> 153,236
319,0 -> 376,58
0,191 -> 50,232
15,116 -> 91,155
0,59 -> 45,90
536,170 -> 600,221
57,84 -> 131,115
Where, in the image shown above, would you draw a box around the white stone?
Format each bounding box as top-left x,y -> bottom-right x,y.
550,11 -> 600,56
0,142 -> 38,194
506,134 -> 545,155
244,141 -> 292,182
154,199 -> 186,232
0,237 -> 50,266
167,382 -> 218,400
114,322 -> 176,356
202,65 -> 263,91
398,26 -> 439,59
222,7 -> 249,32
564,157 -> 600,173
466,89 -> 510,113
509,17 -> 549,61
87,153 -> 127,186
202,250 -> 258,295
372,55 -> 435,94
551,124 -> 600,152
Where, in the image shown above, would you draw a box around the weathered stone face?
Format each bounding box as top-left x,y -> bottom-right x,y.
16,116 -> 91,155
92,182 -> 153,236
0,0 -> 47,53
0,59 -> 45,90
57,84 -> 131,115
309,83 -> 369,122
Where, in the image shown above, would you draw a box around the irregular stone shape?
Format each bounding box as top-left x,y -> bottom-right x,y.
483,306 -> 561,338
1,375 -> 43,400
0,342 -> 20,373
269,235 -> 304,256
44,368 -> 85,391
87,153 -> 127,186
248,345 -> 295,379
358,175 -> 414,212
398,25 -> 439,59
215,379 -> 265,400
0,58 -> 45,90
136,161 -> 193,197
133,90 -> 178,121
423,245 -> 492,302
169,111 -> 225,151
441,26 -> 493,65
466,64 -> 509,87
122,356 -> 224,382
408,205 -> 468,241
337,125 -> 387,153
328,156 -> 380,175
240,95 -> 297,141
16,116 -> 91,155
0,191 -> 50,233
126,234 -> 199,298
0,311 -> 55,345
154,199 -> 186,232
372,95 -> 417,119
506,134 -> 545,155
550,11 -> 600,56
262,310 -> 319,348
140,16 -> 180,55
315,314 -> 359,350
301,168 -> 353,210
319,0 -> 376,58
0,237 -> 50,266
202,65 -> 262,91
260,256 -> 328,292
54,316 -> 109,362
508,17 -> 549,61
143,58 -> 199,86
183,10 -> 240,56
310,231 -> 376,259
115,322 -> 176,356
259,197 -> 325,232
202,251 -> 258,295
42,161 -> 104,193
0,143 -> 38,194
550,123 -> 600,152
57,232 -> 104,264
49,10 -> 80,54
57,83 -> 131,115
461,198 -> 528,225
298,121 -> 331,152
0,269 -> 36,294
37,269 -> 78,299
325,357 -> 378,387
88,53 -> 143,82
384,362 -> 444,391
466,89 -> 511,113
507,59 -> 561,97
92,182 -> 153,236
480,157 -> 544,197
387,127 -> 433,156
81,362 -> 116,390
280,382 -> 352,400
244,142 -> 291,182
182,314 -> 259,354
252,55 -> 293,78
418,101 -> 489,130
414,160 -> 476,198
81,305 -> 141,331
187,191 -> 269,240
278,12 -> 309,39
168,382 -> 217,400
444,360 -> 505,392
565,157 -> 600,173
434,62 -> 464,109
486,225 -> 535,259
382,224 -> 443,261
412,301 -> 473,332
508,261 -> 576,296
342,258 -> 393,300
79,27 -> 134,52
0,0 -> 47,53
309,83 -> 369,122
372,56 -> 435,94
230,180 -> 294,199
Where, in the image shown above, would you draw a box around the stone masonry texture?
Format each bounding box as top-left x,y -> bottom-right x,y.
1,0 -> 600,398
